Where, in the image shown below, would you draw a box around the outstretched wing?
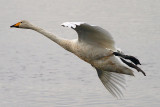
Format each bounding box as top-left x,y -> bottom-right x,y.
96,68 -> 126,98
61,22 -> 116,50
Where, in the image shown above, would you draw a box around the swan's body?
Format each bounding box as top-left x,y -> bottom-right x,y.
10,20 -> 145,98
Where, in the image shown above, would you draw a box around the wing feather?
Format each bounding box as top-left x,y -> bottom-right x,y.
61,22 -> 116,50
96,68 -> 126,98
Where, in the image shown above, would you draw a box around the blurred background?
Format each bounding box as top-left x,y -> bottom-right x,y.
0,0 -> 160,107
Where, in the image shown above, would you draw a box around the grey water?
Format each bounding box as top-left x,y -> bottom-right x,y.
0,0 -> 160,107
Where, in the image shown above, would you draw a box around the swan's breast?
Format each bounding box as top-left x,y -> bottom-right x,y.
72,41 -> 108,63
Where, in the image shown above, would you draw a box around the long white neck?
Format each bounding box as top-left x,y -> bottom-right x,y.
30,25 -> 73,52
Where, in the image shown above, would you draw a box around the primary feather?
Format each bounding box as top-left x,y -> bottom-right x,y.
96,68 -> 126,98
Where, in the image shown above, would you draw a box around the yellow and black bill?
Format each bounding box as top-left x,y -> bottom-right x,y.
10,22 -> 21,28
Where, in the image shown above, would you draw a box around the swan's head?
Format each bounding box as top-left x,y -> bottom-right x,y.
10,20 -> 33,29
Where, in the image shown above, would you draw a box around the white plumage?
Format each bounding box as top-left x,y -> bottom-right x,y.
61,22 -> 84,28
10,20 -> 145,98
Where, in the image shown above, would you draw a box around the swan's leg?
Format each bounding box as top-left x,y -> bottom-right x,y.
96,51 -> 145,76
120,58 -> 146,76
97,51 -> 140,65
113,52 -> 141,65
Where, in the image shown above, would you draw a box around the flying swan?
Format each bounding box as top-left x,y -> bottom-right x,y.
10,20 -> 145,98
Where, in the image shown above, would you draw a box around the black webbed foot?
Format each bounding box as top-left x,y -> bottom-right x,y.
113,52 -> 141,65
120,58 -> 146,76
